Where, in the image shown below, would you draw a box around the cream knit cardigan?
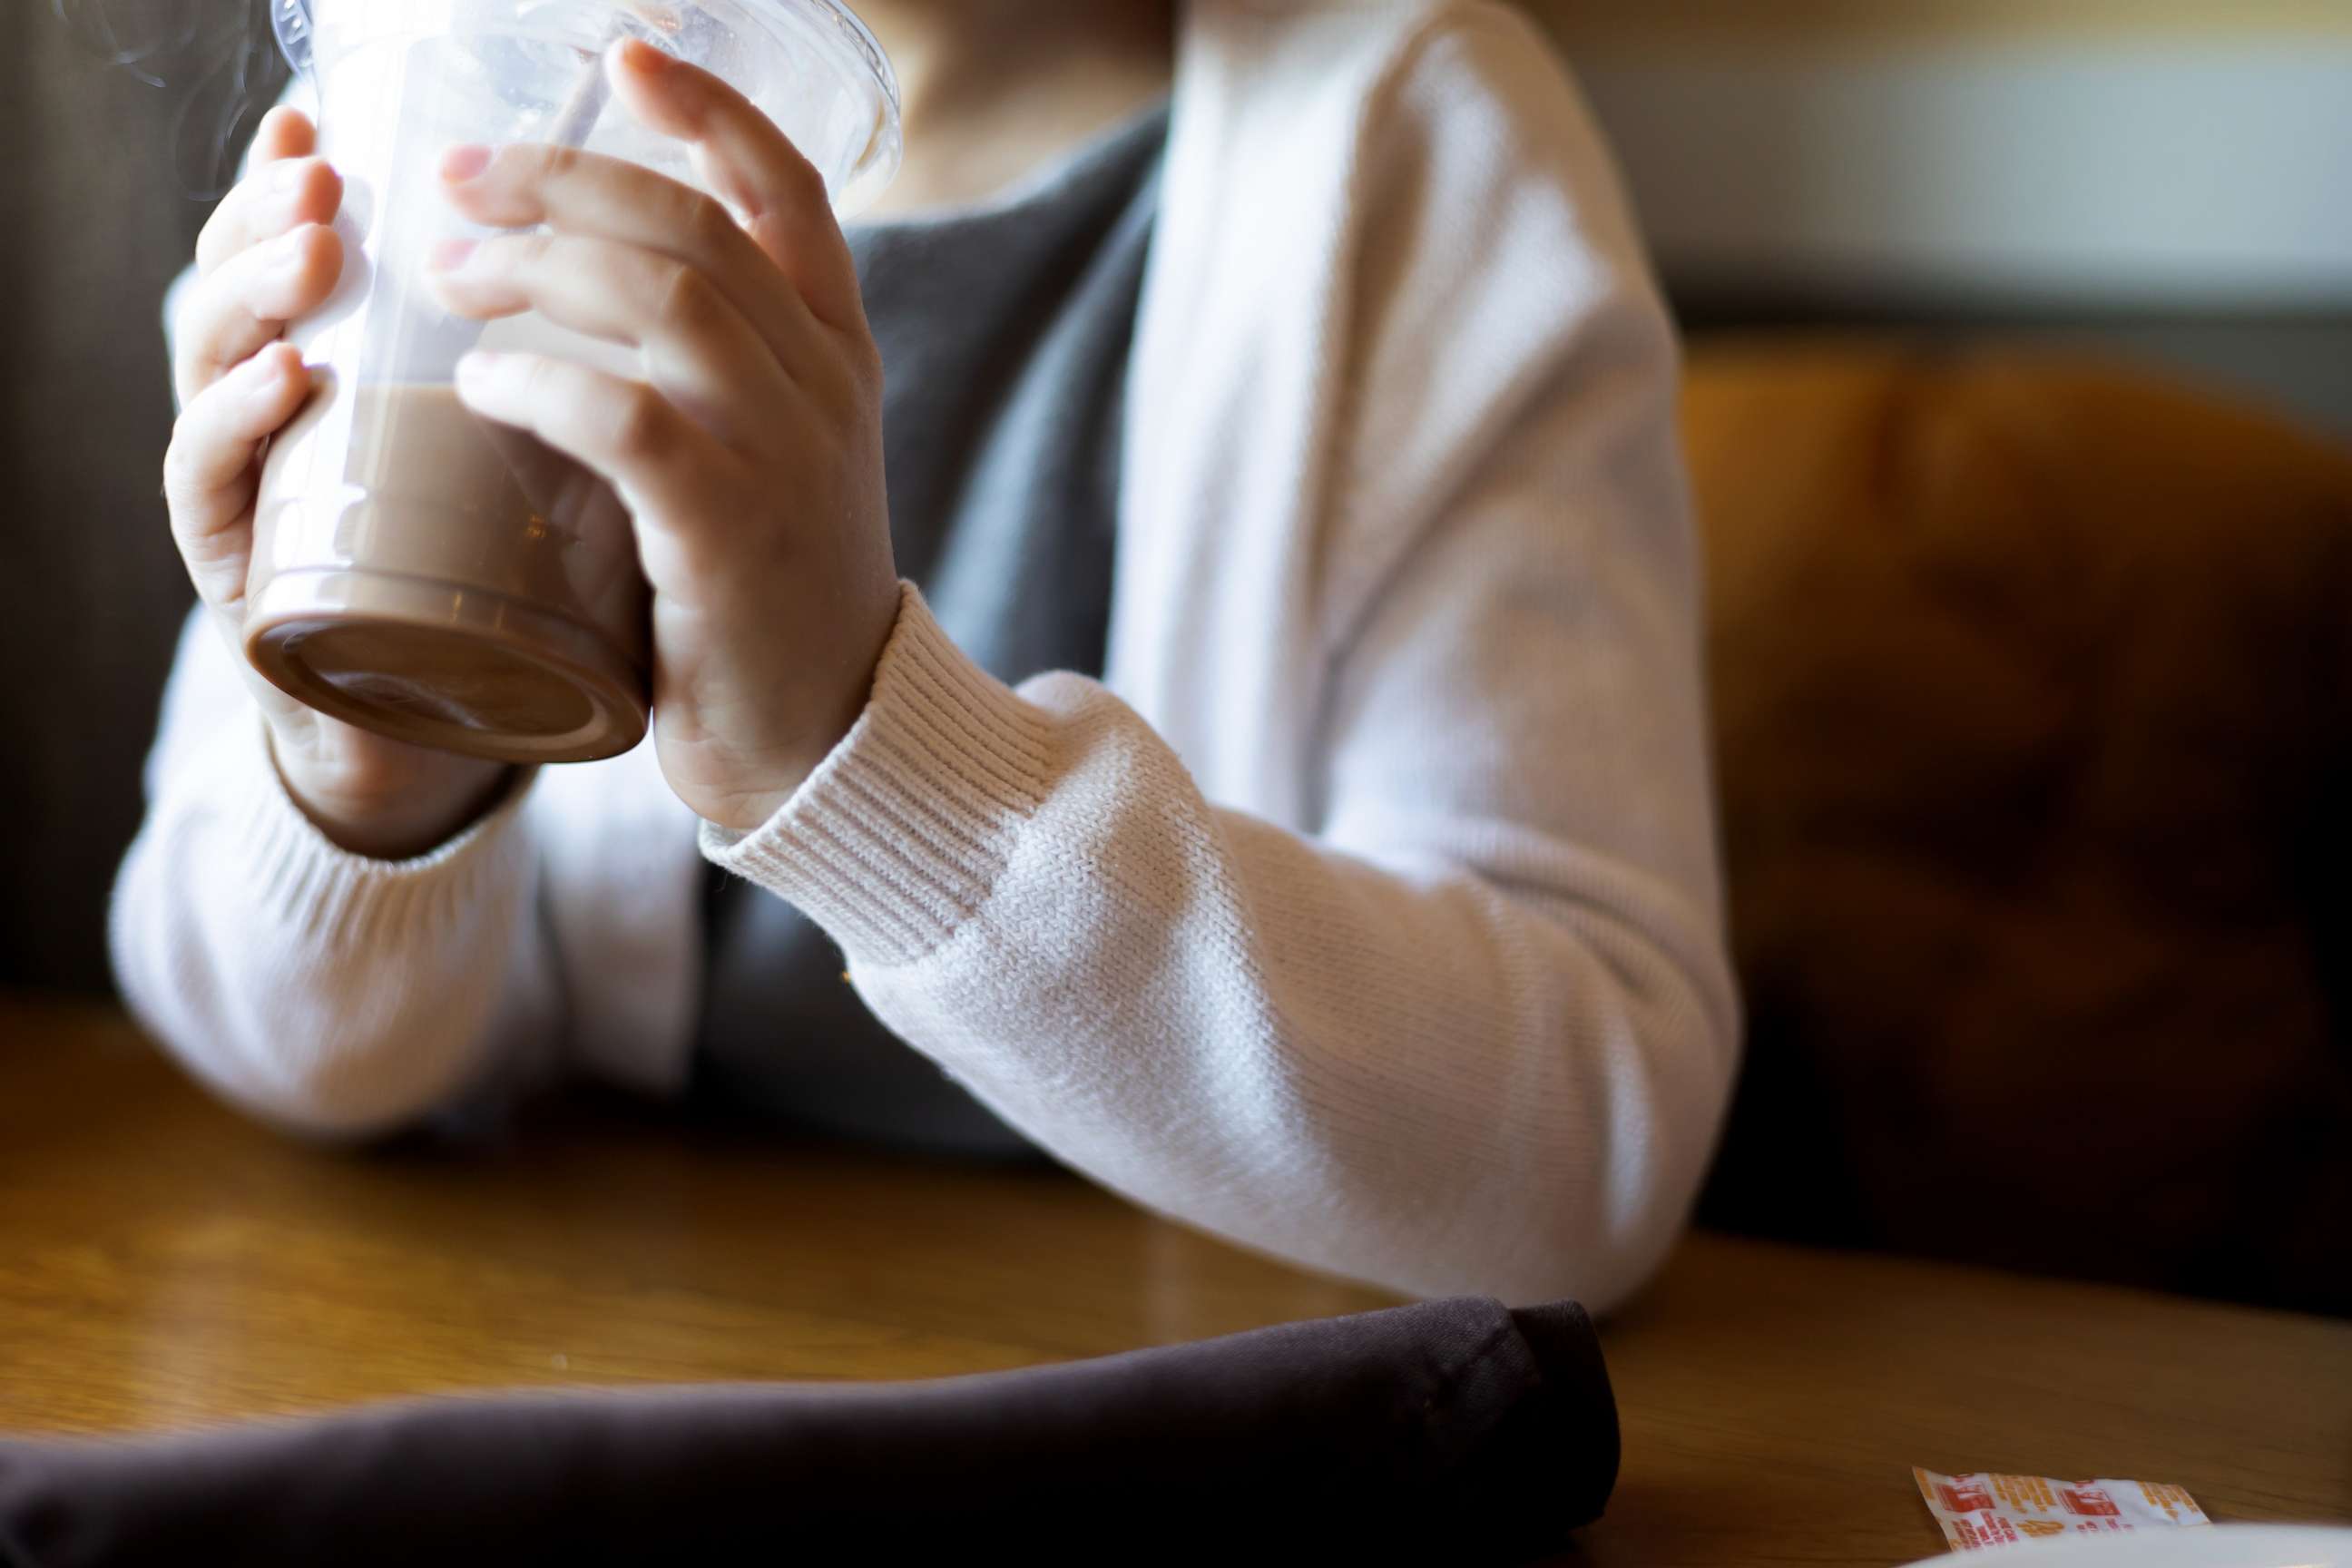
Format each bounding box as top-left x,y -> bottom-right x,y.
113,0 -> 1739,1311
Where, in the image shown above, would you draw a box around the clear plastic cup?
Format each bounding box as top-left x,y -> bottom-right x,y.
247,0 -> 899,764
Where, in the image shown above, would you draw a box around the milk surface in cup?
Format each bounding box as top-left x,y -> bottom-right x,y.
247,0 -> 899,763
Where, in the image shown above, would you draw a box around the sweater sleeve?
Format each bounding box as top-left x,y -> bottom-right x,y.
109,612 -> 563,1138
706,10 -> 1737,1310
709,568 -> 1728,1311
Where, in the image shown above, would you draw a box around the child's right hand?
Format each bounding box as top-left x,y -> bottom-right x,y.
163,107 -> 514,860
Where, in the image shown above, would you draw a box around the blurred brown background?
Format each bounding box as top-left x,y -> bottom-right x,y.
2,1 -> 2346,1312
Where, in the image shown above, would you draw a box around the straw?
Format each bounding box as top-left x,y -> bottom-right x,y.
547,27 -> 622,151
545,3 -> 691,152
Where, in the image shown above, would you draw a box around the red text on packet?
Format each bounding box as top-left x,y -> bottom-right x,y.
1955,1516 -> 2023,1547
2061,1487 -> 2122,1517
1939,1478 -> 1994,1513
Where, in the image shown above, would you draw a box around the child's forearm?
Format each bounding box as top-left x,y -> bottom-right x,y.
708,589 -> 1737,1310
110,614 -> 559,1137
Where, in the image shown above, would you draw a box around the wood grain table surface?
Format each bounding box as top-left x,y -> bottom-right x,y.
4,995 -> 2347,1564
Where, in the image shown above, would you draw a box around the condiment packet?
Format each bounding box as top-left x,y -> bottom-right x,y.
1914,1468 -> 2210,1552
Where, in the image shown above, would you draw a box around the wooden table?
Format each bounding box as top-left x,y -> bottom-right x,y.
4,995 -> 2347,1565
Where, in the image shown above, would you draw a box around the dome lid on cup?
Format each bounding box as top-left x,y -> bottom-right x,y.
270,0 -> 900,214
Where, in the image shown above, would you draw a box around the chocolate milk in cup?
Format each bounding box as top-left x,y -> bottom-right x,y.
248,0 -> 900,763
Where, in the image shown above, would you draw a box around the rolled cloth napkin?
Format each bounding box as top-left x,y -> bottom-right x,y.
0,1296 -> 1616,1565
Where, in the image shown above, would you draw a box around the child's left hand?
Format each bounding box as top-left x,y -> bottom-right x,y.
428,37 -> 899,832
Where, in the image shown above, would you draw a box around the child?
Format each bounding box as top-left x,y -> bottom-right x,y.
120,0 -> 1738,1310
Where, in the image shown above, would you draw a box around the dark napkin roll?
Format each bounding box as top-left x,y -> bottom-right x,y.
0,1296 -> 1616,1566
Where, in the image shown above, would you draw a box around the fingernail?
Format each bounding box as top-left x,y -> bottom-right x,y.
273,229 -> 315,273
239,350 -> 291,406
456,352 -> 503,393
618,37 -> 673,74
441,143 -> 493,183
269,159 -> 308,195
428,238 -> 477,272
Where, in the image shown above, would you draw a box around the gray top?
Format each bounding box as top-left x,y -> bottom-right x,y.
692,103 -> 1171,1151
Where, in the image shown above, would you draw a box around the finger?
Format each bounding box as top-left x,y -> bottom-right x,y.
426,233 -> 799,448
198,150 -> 339,278
253,104 -> 316,164
175,223 -> 344,404
453,351 -> 737,568
604,37 -> 866,335
436,140 -> 825,377
162,344 -> 314,610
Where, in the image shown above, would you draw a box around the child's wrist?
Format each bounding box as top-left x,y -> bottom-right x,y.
266,720 -> 516,860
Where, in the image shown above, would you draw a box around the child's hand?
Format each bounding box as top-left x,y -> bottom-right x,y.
163,108 -> 514,859
427,38 -> 901,833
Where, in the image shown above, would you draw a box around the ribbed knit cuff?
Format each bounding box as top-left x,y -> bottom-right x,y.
229,715 -> 535,952
701,585 -> 1054,967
